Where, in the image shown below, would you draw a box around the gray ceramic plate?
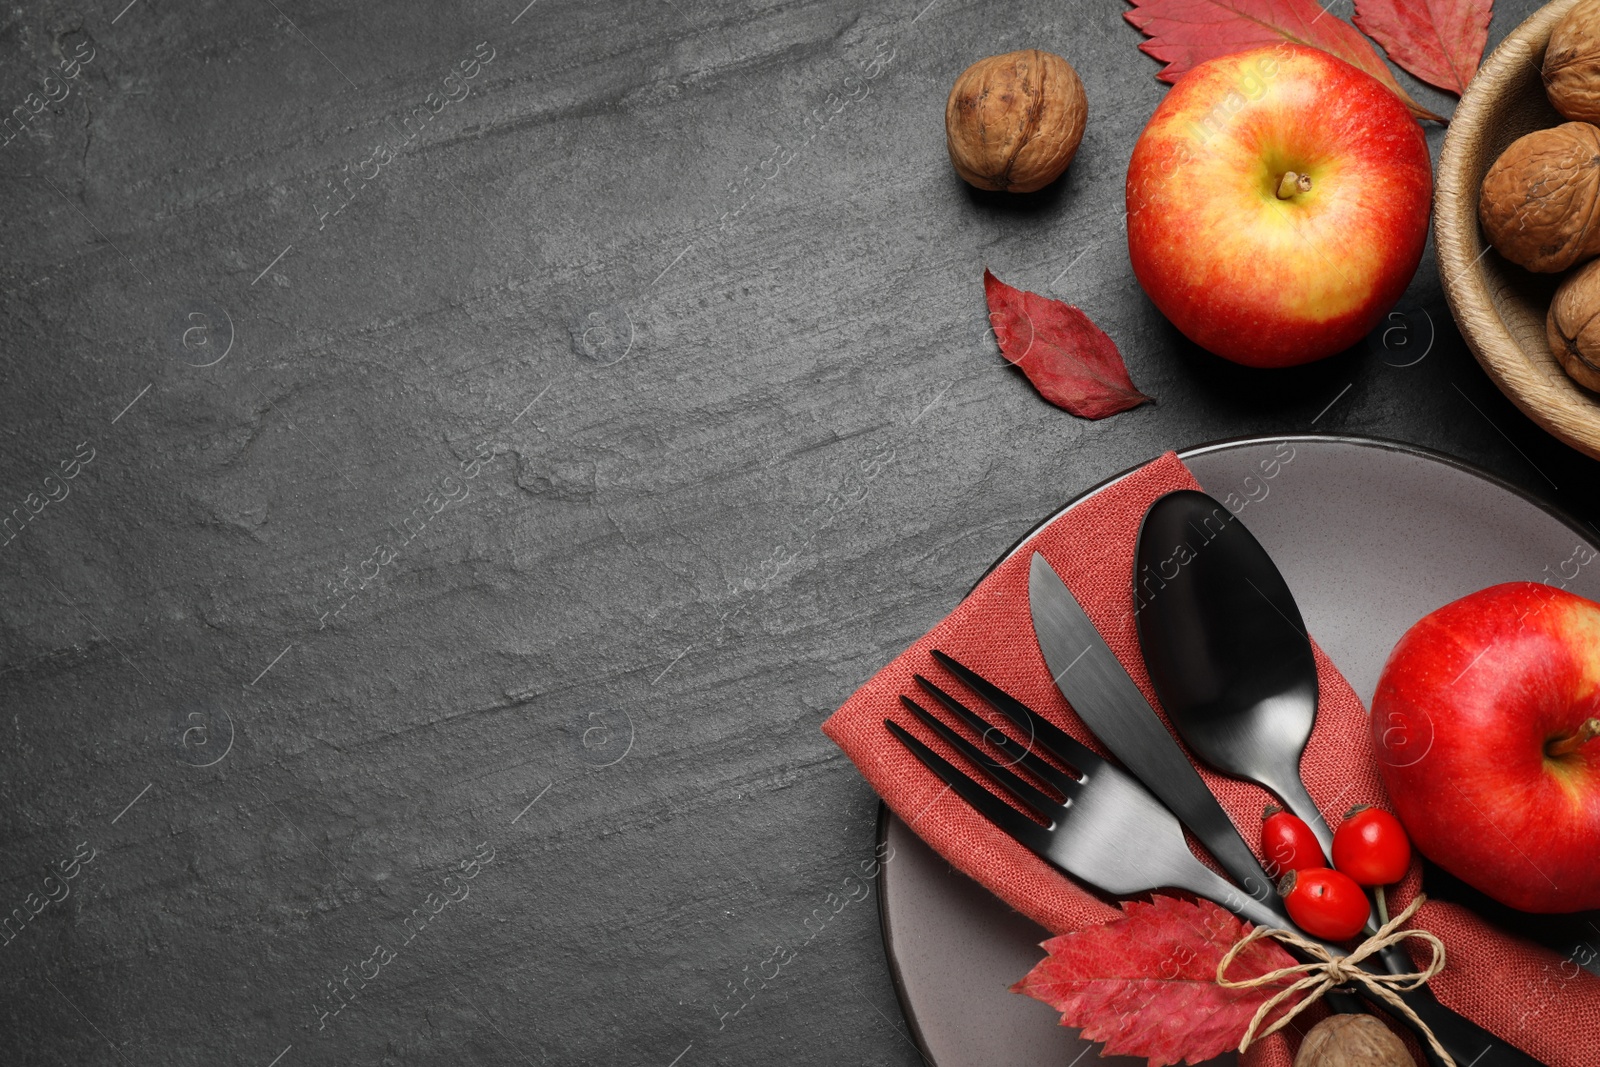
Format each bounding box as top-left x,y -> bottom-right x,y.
876,434 -> 1600,1067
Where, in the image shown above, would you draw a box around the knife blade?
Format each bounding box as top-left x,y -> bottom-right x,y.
1027,551 -> 1279,911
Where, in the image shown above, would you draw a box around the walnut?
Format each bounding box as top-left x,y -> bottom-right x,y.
1545,0 -> 1600,122
945,50 -> 1087,193
1291,1015 -> 1414,1067
1479,122 -> 1600,272
1548,256 -> 1600,391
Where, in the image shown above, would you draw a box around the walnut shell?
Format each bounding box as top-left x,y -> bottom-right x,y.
1548,256 -> 1600,391
1545,0 -> 1600,122
1292,1015 -> 1414,1067
1479,121 -> 1600,272
945,49 -> 1086,194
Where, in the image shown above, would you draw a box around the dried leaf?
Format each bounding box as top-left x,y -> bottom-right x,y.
1353,0 -> 1492,96
1013,895 -> 1303,1067
1124,0 -> 1445,122
983,269 -> 1151,420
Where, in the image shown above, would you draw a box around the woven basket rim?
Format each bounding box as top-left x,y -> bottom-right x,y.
1435,0 -> 1600,462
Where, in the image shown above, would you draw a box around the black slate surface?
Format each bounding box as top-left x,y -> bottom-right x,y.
1,0 -> 1593,1064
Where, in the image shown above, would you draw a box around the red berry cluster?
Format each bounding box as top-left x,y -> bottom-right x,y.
1260,804 -> 1411,941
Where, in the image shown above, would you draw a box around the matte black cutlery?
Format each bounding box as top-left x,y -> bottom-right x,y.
886,637 -> 1540,1065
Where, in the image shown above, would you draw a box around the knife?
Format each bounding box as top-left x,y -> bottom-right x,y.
1028,551 -> 1281,912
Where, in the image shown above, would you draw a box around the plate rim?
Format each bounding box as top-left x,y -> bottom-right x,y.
873,430 -> 1595,1065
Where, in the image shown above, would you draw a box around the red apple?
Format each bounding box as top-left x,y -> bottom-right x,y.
1125,44 -> 1432,369
1372,582 -> 1600,913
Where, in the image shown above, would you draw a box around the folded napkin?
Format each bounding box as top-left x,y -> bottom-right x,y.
823,452 -> 1599,1067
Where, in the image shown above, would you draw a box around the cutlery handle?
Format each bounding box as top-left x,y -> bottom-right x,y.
1181,861 -> 1542,1062
1270,780 -> 1533,1061
1349,931 -> 1541,1065
1372,980 -> 1543,1067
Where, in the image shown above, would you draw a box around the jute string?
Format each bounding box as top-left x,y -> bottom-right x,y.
1215,893 -> 1452,1065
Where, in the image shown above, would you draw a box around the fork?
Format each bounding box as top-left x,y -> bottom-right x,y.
883,648 -> 1284,932
886,650 -> 1545,1067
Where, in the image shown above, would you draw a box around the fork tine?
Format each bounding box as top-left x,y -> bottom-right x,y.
930,649 -> 1108,774
884,719 -> 1053,854
910,677 -> 1081,796
897,696 -> 1062,816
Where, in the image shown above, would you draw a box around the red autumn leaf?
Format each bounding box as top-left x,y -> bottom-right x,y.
983,269 -> 1151,420
1012,895 -> 1304,1067
1124,0 -> 1444,123
1353,0 -> 1492,96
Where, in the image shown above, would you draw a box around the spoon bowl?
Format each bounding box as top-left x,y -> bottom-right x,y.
1133,489 -> 1332,856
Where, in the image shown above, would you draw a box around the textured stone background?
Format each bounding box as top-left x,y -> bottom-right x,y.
0,0 -> 1590,1064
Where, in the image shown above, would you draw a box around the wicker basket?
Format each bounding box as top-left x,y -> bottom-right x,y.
1435,0 -> 1600,461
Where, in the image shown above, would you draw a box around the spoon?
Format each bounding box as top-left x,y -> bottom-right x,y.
1133,489 -> 1547,1067
1132,488 -> 1332,859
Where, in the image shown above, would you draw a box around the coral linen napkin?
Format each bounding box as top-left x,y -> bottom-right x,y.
822,452 -> 1599,1067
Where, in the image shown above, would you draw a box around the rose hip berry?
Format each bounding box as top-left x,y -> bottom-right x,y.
1280,867 -> 1371,941
1261,803 -> 1326,877
1332,805 -> 1412,886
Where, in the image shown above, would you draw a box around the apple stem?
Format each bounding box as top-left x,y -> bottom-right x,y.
1375,885 -> 1389,928
1275,171 -> 1313,199
1547,718 -> 1600,758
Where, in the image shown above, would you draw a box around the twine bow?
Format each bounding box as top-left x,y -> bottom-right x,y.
1216,893 -> 1452,1066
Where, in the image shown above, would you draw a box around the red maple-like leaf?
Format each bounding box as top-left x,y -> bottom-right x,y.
1013,895 -> 1304,1067
1353,0 -> 1492,96
983,269 -> 1151,420
1124,0 -> 1444,122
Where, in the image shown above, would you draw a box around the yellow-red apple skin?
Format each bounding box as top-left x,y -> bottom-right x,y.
1126,44 -> 1432,369
1372,582 -> 1600,913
